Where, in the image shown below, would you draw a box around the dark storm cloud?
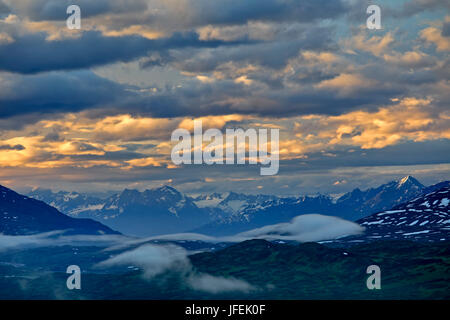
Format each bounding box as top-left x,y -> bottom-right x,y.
69,150 -> 150,162
41,131 -> 64,142
5,0 -> 147,21
347,0 -> 450,23
0,69 -> 399,122
443,22 -> 450,37
0,31 -> 248,74
359,62 -> 440,87
267,86 -> 400,116
187,0 -> 348,26
395,0 -> 450,17
0,0 -> 10,15
170,26 -> 337,72
8,0 -> 348,25
0,42 -> 438,123
0,71 -> 128,118
120,78 -> 398,119
0,1 -> 419,122
0,144 -> 25,151
283,140 -> 450,171
120,144 -> 157,152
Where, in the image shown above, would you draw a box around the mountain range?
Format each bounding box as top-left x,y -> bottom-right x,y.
192,175 -> 433,236
25,176 -> 445,237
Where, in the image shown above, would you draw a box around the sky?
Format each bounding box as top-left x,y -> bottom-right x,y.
0,0 -> 449,196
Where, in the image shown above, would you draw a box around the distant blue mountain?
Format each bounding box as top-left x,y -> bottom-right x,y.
29,186 -> 212,237
193,176 -> 428,236
27,188 -> 105,216
0,185 -> 119,235
26,176 -> 442,237
90,186 -> 210,236
28,186 -> 209,236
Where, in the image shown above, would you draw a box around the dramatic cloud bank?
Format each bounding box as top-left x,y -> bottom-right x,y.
0,0 -> 449,196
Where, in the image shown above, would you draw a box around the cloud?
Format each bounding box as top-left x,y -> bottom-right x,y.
124,157 -> 165,168
2,13 -> 442,125
6,0 -> 347,27
0,113 -> 252,169
170,25 -> 336,72
1,0 -> 350,46
0,0 -> 448,196
145,214 -> 365,243
97,243 -> 256,293
97,243 -> 190,277
232,214 -> 364,242
0,231 -> 128,251
187,273 -> 255,294
395,0 -> 450,18
0,144 -> 25,151
143,233 -> 218,243
5,0 -> 147,21
383,51 -> 435,69
344,31 -> 394,57
0,31 -> 149,73
421,26 -> 450,52
316,73 -> 377,95
0,232 -> 56,251
184,0 -> 348,26
0,0 -> 9,15
0,93 -> 448,191
0,31 -> 244,74
0,71 -> 128,119
443,21 -> 450,37
293,97 -> 450,150
91,115 -> 179,141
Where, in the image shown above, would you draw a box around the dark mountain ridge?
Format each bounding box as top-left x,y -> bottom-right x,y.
0,185 -> 119,235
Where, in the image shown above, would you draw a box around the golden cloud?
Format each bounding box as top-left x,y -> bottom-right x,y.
343,31 -> 394,56
293,97 -> 450,150
421,26 -> 450,52
0,99 -> 448,171
316,73 -> 377,95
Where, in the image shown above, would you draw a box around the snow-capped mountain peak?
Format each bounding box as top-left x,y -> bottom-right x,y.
153,185 -> 180,196
396,175 -> 423,189
355,185 -> 450,242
